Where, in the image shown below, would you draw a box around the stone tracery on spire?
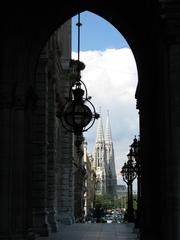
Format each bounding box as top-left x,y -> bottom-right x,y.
95,107 -> 104,143
105,110 -> 113,144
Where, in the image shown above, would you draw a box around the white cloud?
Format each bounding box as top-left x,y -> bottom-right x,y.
72,48 -> 139,187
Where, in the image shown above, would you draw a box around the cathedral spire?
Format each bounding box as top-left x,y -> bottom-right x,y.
93,109 -> 117,196
95,107 -> 104,143
105,110 -> 112,144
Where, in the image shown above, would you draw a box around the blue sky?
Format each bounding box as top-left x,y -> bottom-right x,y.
72,11 -> 130,51
71,11 -> 138,187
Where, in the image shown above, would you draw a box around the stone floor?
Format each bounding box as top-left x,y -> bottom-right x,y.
37,222 -> 139,240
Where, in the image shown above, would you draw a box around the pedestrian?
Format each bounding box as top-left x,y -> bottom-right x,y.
123,211 -> 128,223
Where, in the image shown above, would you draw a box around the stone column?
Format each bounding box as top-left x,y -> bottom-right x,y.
135,12 -> 166,240
0,74 -> 14,240
137,2 -> 180,240
73,137 -> 86,221
55,69 -> 75,226
160,2 -> 180,239
0,42 -> 36,239
46,60 -> 58,232
56,126 -> 75,225
31,54 -> 50,236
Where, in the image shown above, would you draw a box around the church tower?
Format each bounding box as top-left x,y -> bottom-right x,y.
105,111 -> 117,197
94,111 -> 107,194
94,110 -> 117,197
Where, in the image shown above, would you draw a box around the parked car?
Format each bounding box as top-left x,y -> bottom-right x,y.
105,214 -> 114,223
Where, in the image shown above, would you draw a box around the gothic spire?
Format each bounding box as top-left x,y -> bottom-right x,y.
95,108 -> 104,143
105,110 -> 112,144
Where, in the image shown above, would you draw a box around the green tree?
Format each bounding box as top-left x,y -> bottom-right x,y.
95,193 -> 137,210
95,194 -> 114,208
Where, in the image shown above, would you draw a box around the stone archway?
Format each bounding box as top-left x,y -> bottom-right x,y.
1,1 -> 180,240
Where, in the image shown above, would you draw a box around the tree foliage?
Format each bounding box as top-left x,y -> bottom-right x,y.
95,193 -> 137,209
95,194 -> 114,208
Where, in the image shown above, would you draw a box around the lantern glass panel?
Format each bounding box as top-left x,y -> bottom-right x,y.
63,101 -> 92,128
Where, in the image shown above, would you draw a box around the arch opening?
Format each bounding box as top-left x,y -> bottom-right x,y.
32,9 -> 139,232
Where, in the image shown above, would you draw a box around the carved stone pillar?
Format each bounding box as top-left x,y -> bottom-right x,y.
74,136 -> 85,221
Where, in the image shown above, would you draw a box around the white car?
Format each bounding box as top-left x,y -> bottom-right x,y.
106,219 -> 113,223
105,215 -> 114,223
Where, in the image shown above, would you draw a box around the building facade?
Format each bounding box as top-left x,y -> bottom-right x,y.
83,141 -> 96,217
31,18 -> 87,234
32,20 -> 76,233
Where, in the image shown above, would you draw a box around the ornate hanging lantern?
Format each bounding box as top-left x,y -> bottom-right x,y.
60,13 -> 99,135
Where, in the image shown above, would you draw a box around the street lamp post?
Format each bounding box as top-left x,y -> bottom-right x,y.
121,149 -> 137,222
131,136 -> 141,228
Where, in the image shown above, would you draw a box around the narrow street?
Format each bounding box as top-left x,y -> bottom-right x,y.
37,223 -> 139,240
